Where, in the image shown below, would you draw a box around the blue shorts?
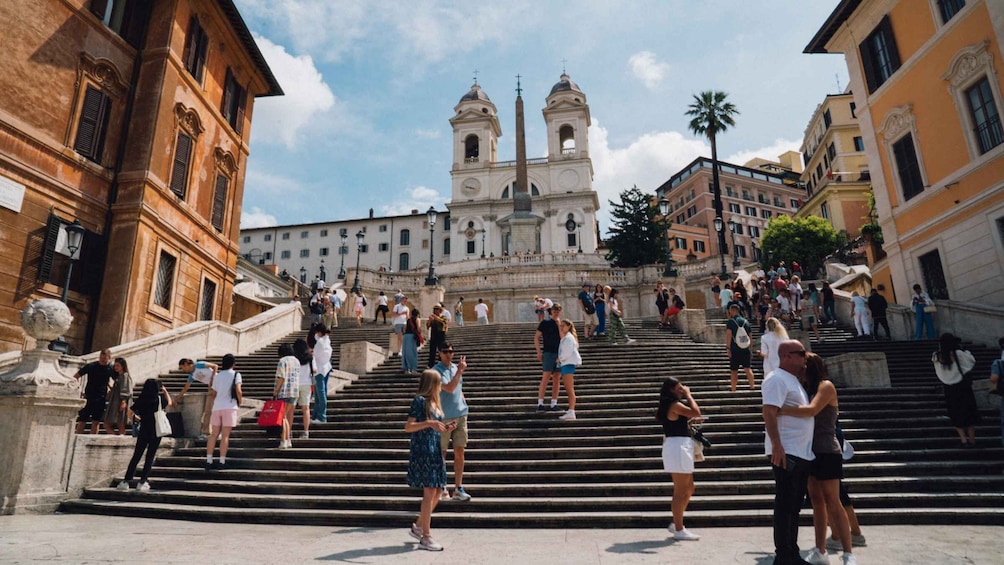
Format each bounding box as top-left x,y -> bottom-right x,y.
560,364 -> 576,376
541,352 -> 559,373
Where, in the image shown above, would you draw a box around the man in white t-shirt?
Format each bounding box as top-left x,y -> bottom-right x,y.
761,340 -> 814,565
474,298 -> 489,325
391,296 -> 410,356
206,354 -> 242,471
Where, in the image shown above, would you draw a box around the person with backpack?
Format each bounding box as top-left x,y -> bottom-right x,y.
990,336 -> 1004,447
933,333 -> 979,447
205,354 -> 242,471
725,303 -> 755,392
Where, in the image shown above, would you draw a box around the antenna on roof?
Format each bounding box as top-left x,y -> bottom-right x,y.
835,73 -> 842,92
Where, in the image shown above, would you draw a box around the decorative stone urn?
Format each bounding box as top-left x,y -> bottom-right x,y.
0,298 -> 84,514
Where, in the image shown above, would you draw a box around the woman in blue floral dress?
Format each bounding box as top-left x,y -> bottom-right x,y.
405,369 -> 452,551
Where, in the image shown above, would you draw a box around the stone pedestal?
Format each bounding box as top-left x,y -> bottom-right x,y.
416,286 -> 445,322
826,352 -> 891,388
177,392 -> 210,437
0,348 -> 83,514
339,341 -> 388,375
677,309 -> 706,336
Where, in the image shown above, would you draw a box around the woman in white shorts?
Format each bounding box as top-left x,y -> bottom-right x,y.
293,339 -> 314,440
657,377 -> 703,541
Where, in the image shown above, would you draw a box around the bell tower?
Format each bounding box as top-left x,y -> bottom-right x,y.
543,73 -> 591,161
450,82 -> 501,175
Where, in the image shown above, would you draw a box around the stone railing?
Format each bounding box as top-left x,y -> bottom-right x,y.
432,252 -> 611,275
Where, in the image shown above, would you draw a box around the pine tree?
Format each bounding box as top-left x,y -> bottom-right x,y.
605,186 -> 664,268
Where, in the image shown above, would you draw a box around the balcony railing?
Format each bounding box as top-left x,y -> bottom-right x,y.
975,114 -> 1004,154
489,157 -> 549,169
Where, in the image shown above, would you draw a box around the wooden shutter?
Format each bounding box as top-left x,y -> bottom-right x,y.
880,16 -> 901,73
235,81 -> 247,135
211,173 -> 228,231
170,132 -> 192,199
183,16 -> 198,74
194,28 -> 209,83
221,68 -> 234,121
90,0 -> 109,20
859,34 -> 877,93
38,214 -> 63,282
73,86 -> 109,162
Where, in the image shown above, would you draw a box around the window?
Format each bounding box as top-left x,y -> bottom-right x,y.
263,251 -> 272,261
686,205 -> 697,218
400,229 -> 410,246
220,68 -> 247,134
676,213 -> 686,224
466,241 -> 476,254
300,249 -> 309,258
339,228 -> 347,237
729,203 -> 741,213
242,236 -> 250,243
183,16 -> 209,83
827,142 -> 836,160
892,133 -> 925,200
919,249 -> 950,299
749,225 -> 761,238
733,223 -> 744,236
73,85 -> 111,163
153,250 -> 176,309
726,186 -> 735,197
211,174 -> 228,231
443,216 -> 450,230
169,132 -> 192,199
737,245 -> 747,259
360,244 -> 369,253
320,229 -> 328,237
815,164 -> 823,180
790,199 -> 800,210
443,238 -> 450,255
694,241 -> 706,253
264,234 -> 272,242
339,246 -> 347,255
745,206 -> 757,217
567,233 -> 577,247
937,0 -> 966,24
675,237 -> 687,250
281,232 -> 290,240
89,0 -> 147,47
300,231 -> 309,239
399,253 -> 409,270
280,250 -> 290,259
823,109 -> 832,128
854,136 -> 865,151
860,16 -> 901,93
422,239 -> 429,249
199,278 -> 216,321
320,248 -> 329,256
379,224 -> 388,232
850,102 -> 857,119
967,77 -> 1003,154
378,243 -> 389,252
742,189 -> 751,200
761,210 -> 772,219
821,201 -> 831,219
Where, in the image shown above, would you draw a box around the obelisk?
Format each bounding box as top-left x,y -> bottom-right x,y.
513,76 -> 531,215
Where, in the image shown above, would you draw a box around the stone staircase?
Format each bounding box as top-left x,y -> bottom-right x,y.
59,315 -> 1004,527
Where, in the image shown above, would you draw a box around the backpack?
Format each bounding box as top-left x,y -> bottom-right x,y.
733,320 -> 751,349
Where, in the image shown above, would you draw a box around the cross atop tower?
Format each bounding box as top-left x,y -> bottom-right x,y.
515,74 -> 522,97
473,69 -> 479,85
561,58 -> 567,74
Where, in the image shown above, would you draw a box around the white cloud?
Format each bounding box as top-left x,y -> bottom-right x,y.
380,185 -> 446,216
249,36 -> 336,149
725,138 -> 803,168
244,167 -> 305,196
416,128 -> 442,139
241,206 -> 278,229
627,51 -> 670,90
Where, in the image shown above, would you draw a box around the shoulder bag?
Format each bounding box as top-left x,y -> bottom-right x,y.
153,396 -> 173,438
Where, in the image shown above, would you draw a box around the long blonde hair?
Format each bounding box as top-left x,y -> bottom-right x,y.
765,317 -> 789,338
416,369 -> 443,419
560,319 -> 578,344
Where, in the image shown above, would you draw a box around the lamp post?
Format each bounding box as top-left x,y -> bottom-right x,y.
576,223 -> 583,253
337,233 -> 347,279
658,197 -> 677,277
319,259 -> 326,281
299,266 -> 307,284
480,229 -> 486,258
350,230 -> 364,295
713,216 -> 727,278
60,220 -> 86,304
752,239 -> 760,264
728,217 -> 740,268
425,207 -> 439,286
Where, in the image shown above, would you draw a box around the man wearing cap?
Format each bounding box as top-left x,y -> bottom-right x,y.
434,342 -> 472,502
427,303 -> 448,368
535,303 -> 564,411
578,283 -> 596,339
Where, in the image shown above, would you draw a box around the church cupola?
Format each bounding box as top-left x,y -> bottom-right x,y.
543,72 -> 591,160
450,81 -> 501,169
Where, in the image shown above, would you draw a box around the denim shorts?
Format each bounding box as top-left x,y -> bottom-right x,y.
541,352 -> 559,372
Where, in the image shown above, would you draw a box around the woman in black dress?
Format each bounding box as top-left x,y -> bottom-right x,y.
119,378 -> 173,491
932,333 -> 979,446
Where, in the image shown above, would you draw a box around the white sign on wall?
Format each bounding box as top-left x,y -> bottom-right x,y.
0,173 -> 26,213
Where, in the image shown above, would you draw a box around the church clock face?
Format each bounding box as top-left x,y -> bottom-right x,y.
465,227 -> 477,240
565,218 -> 577,232
461,178 -> 481,194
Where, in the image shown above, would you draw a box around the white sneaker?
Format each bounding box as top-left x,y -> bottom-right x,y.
300,431 -> 310,439
409,523 -> 423,541
806,547 -> 830,565
558,410 -> 576,421
116,481 -> 130,491
667,523 -> 678,534
418,536 -> 443,551
137,481 -> 151,492
673,528 -> 701,541
626,338 -> 638,345
841,553 -> 858,565
851,534 -> 867,547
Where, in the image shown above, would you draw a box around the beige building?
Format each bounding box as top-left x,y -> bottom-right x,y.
0,0 -> 281,354
655,154 -> 806,268
796,92 -> 873,241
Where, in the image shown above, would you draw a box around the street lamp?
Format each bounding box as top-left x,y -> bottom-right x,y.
319,259 -> 326,281
480,229 -> 486,258
350,230 -> 364,294
658,197 -> 677,277
576,223 -> 583,254
728,218 -> 740,268
50,220 -> 86,353
713,216 -> 727,278
299,266 -> 307,284
425,207 -> 439,286
337,234 -> 347,279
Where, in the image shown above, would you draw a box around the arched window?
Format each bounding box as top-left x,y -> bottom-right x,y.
464,134 -> 479,162
559,125 -> 575,153
502,183 -> 540,199
399,253 -> 410,271
400,229 -> 410,246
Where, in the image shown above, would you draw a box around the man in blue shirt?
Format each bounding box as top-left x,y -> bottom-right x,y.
434,342 -> 471,502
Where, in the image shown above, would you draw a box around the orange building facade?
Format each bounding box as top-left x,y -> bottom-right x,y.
808,0 -> 1004,305
0,0 -> 281,354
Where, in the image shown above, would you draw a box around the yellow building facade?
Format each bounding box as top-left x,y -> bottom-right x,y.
808,0 -> 1004,305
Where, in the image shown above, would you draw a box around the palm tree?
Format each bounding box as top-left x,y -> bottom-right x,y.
686,91 -> 739,277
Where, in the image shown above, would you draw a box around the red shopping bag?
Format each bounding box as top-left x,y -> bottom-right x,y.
257,399 -> 285,427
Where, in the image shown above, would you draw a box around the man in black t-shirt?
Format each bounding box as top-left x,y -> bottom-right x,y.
868,287 -> 891,340
534,303 -> 564,412
73,348 -> 115,434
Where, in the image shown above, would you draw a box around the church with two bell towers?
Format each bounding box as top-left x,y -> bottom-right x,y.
445,73 -> 600,260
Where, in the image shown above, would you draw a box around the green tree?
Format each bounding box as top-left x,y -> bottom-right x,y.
605,186 -> 664,268
759,215 -> 846,279
686,91 -> 739,268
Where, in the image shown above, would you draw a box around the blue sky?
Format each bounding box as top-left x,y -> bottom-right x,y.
234,1 -> 848,233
